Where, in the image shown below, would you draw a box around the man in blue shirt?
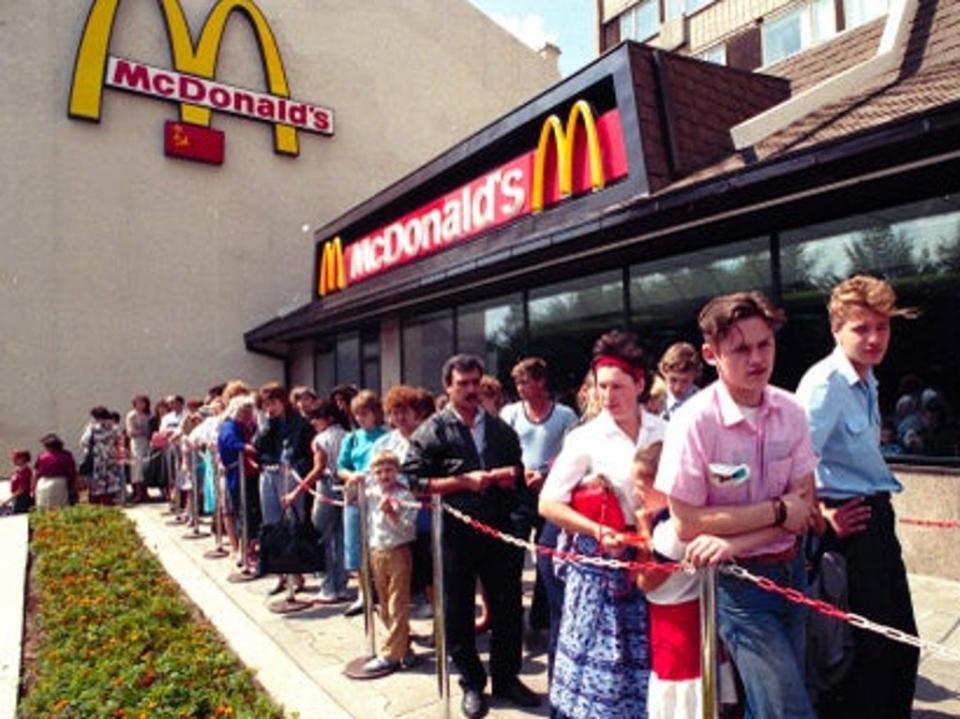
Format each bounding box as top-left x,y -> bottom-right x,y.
501,357 -> 577,673
796,275 -> 919,719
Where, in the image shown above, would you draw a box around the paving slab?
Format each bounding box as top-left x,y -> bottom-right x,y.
0,514 -> 28,719
123,503 -> 960,718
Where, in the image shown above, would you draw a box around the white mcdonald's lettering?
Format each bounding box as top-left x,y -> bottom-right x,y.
344,162 -> 528,283
106,56 -> 333,135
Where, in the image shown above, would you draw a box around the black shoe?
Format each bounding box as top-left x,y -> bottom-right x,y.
267,578 -> 286,596
460,688 -> 488,719
492,679 -> 539,708
343,598 -> 364,617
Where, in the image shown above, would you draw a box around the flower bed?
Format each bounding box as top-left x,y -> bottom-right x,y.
21,506 -> 284,718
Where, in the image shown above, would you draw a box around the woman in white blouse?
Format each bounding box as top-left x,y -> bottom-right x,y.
539,330 -> 665,719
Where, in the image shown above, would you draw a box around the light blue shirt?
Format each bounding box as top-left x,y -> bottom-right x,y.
500,401 -> 579,474
796,345 -> 902,499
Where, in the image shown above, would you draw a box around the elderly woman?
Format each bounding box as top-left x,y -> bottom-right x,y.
80,405 -> 125,505
34,433 -> 79,509
126,394 -> 151,502
539,330 -> 666,719
218,394 -> 258,569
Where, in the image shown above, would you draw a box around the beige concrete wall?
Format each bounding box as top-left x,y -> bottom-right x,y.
0,0 -> 558,460
892,466 -> 960,581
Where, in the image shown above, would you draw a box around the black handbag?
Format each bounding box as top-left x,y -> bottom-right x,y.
258,507 -> 325,575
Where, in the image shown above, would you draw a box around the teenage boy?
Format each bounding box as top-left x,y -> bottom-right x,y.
655,291 -> 819,719
657,341 -> 703,421
796,275 -> 918,719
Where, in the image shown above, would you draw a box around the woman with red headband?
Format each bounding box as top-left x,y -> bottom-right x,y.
539,330 -> 666,718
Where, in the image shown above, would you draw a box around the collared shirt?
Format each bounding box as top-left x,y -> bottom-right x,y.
541,409 -> 666,519
363,478 -> 418,551
796,345 -> 902,499
662,385 -> 699,422
655,381 -> 819,557
450,406 -> 487,464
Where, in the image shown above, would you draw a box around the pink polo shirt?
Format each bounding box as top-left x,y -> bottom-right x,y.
655,381 -> 818,556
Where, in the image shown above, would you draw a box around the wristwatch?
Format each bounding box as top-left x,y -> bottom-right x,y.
773,498 -> 788,526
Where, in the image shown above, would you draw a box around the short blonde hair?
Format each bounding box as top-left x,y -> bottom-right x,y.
222,380 -> 252,403
369,450 -> 401,470
225,395 -> 255,420
828,275 -> 918,331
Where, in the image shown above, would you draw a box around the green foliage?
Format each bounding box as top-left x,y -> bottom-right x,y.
21,506 -> 284,719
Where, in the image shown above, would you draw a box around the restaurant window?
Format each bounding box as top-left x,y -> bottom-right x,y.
620,0 -> 659,42
402,309 -> 454,394
314,340 -> 335,396
630,237 -> 771,374
779,195 -> 960,459
529,269 -> 625,403
335,331 -> 361,388
457,293 -> 524,389
361,328 -> 381,394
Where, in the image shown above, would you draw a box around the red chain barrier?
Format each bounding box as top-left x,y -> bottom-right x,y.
899,517 -> 960,529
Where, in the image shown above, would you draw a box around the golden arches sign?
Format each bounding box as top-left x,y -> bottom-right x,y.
530,99 -> 607,213
317,236 -> 346,297
69,0 -> 300,155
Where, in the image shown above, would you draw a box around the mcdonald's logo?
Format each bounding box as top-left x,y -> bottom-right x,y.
315,99 -> 628,298
318,236 -> 346,297
531,99 -> 607,214
68,0 -> 334,158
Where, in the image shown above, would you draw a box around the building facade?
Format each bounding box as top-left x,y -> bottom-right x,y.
249,0 -> 960,575
0,0 -> 558,459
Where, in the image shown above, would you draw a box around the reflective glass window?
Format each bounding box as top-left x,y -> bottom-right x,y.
529,269 -> 625,400
335,332 -> 361,387
402,309 -> 454,393
779,195 -> 960,458
457,294 -> 524,386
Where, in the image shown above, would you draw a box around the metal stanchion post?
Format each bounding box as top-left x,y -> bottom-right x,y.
228,455 -> 257,583
699,566 -> 720,719
432,493 -> 450,717
346,476 -> 386,678
183,447 -> 209,540
161,446 -> 177,516
204,455 -> 229,559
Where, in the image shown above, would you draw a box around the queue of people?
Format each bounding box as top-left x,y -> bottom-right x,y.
3,274 -> 924,719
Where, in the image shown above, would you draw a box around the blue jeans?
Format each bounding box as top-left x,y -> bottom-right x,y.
344,503 -> 361,572
717,555 -> 814,719
312,477 -> 346,596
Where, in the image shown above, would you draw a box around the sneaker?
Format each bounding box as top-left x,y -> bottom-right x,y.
362,656 -> 399,674
343,598 -> 365,617
315,591 -> 347,605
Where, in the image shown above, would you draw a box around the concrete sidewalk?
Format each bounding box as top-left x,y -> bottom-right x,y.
127,504 -> 550,719
125,503 -> 960,719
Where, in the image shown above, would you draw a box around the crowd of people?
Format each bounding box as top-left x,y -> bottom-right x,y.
3,275 -> 925,719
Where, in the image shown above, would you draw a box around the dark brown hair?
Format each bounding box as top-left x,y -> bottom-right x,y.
698,291 -> 785,346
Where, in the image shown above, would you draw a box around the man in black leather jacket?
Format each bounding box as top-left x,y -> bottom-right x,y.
403,354 -> 539,718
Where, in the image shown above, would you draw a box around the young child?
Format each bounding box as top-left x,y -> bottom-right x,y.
633,442 -> 706,718
350,450 -> 419,674
8,450 -> 34,514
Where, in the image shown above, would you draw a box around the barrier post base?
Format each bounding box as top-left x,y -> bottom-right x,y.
227,569 -> 259,584
344,655 -> 396,680
203,547 -> 230,559
182,529 -> 211,540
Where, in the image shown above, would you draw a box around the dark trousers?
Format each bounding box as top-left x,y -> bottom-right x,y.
443,517 -> 524,692
529,516 -> 550,630
819,494 -> 918,719
535,520 -> 565,679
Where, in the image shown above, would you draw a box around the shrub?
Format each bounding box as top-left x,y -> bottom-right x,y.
20,505 -> 284,718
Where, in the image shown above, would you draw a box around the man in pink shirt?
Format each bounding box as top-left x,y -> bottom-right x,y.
655,291 -> 819,719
